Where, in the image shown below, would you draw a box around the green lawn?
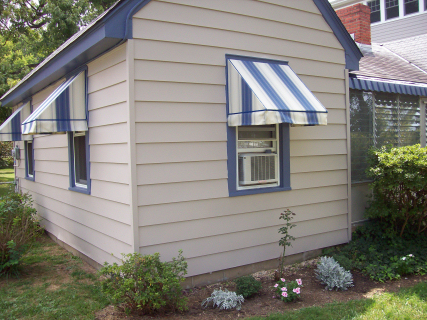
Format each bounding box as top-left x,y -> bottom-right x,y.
0,235 -> 110,320
250,281 -> 427,320
0,168 -> 14,197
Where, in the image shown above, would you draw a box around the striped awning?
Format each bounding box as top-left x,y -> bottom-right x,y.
227,58 -> 328,127
22,71 -> 87,135
0,101 -> 32,141
349,76 -> 427,96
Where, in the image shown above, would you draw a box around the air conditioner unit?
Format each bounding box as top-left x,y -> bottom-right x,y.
238,153 -> 278,186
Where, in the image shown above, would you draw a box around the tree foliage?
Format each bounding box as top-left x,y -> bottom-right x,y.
0,0 -> 116,118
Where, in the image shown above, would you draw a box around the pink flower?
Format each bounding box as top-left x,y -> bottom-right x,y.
281,287 -> 287,291
296,279 -> 302,286
293,287 -> 301,294
282,292 -> 288,297
274,284 -> 278,288
281,278 -> 286,282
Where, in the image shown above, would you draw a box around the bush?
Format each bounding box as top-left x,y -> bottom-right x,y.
315,256 -> 353,291
366,145 -> 427,236
324,220 -> 427,282
202,288 -> 244,310
273,278 -> 303,302
235,275 -> 262,298
0,190 -> 43,277
99,251 -> 188,315
0,142 -> 13,168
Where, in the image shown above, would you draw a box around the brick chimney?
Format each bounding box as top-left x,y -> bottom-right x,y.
336,3 -> 371,45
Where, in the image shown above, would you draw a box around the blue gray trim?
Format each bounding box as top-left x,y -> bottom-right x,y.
25,140 -> 35,181
313,0 -> 362,71
68,131 -> 91,195
349,77 -> 427,96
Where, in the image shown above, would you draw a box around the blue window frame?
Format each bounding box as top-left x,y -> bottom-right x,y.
25,140 -> 35,181
68,131 -> 90,194
225,55 -> 291,197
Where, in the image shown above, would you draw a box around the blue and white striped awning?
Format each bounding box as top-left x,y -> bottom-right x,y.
227,58 -> 328,127
0,101 -> 32,141
22,71 -> 87,135
349,76 -> 427,96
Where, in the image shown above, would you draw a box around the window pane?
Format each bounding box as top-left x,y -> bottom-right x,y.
26,142 -> 33,176
368,0 -> 381,22
350,90 -> 374,182
398,95 -> 420,146
74,134 -> 87,185
404,0 -> 419,14
386,0 -> 400,19
375,93 -> 399,146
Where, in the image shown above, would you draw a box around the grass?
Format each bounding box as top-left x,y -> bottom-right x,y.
250,281 -> 427,320
0,168 -> 14,198
0,235 -> 110,320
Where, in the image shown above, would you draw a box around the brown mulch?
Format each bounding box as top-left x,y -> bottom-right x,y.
94,259 -> 427,320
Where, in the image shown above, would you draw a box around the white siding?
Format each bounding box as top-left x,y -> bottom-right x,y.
133,0 -> 349,277
15,44 -> 132,266
372,13 -> 427,42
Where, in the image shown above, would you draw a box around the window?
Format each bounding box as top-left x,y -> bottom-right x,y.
68,131 -> 90,193
227,123 -> 290,196
404,0 -> 419,14
25,140 -> 35,180
368,0 -> 381,22
386,0 -> 400,19
350,90 -> 421,182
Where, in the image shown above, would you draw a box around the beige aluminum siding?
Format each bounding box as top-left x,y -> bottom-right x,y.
16,43 -> 132,266
133,0 -> 349,277
372,13 -> 427,43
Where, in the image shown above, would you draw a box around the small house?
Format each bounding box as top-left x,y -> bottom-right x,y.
0,0 -> 362,286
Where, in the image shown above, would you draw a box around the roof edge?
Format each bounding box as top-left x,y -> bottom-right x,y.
313,0 -> 363,71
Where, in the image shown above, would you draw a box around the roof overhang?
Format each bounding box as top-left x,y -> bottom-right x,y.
0,0 -> 152,109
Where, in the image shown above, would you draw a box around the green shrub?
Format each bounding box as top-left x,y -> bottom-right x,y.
366,145 -> 427,236
99,250 -> 188,315
202,288 -> 244,310
235,275 -> 262,298
0,190 -> 43,276
324,220 -> 427,282
315,256 -> 353,291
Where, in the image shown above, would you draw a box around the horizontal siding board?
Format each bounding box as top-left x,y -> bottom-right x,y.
135,1 -> 341,49
21,183 -> 131,224
132,19 -> 345,65
91,162 -> 129,184
315,92 -> 346,110
137,160 -> 227,185
290,139 -> 347,157
290,124 -> 346,140
326,109 -> 346,125
89,102 -> 128,128
33,171 -> 68,190
137,179 -> 228,205
35,147 -> 68,162
87,44 -> 126,77
34,196 -> 131,244
89,123 -> 129,145
135,123 -> 227,143
38,205 -> 131,258
43,220 -> 122,266
91,179 -> 130,205
140,212 -> 348,247
155,0 -> 327,29
34,134 -> 68,149
91,143 -> 129,164
88,61 -> 127,94
88,81 -> 127,110
300,75 -> 345,94
136,141 -> 227,164
134,81 -> 225,103
33,160 -> 69,176
291,170 -> 348,190
141,229 -> 349,276
290,155 -> 347,174
135,102 -> 226,123
138,185 -> 347,226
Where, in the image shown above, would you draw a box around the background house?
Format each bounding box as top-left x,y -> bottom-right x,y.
1,0 -> 361,286
330,0 -> 427,224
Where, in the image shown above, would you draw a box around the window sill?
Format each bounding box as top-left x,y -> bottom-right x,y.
25,175 -> 35,182
229,185 -> 291,197
68,186 -> 90,195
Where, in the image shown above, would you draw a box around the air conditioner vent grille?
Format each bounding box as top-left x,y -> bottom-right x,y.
251,155 -> 276,181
